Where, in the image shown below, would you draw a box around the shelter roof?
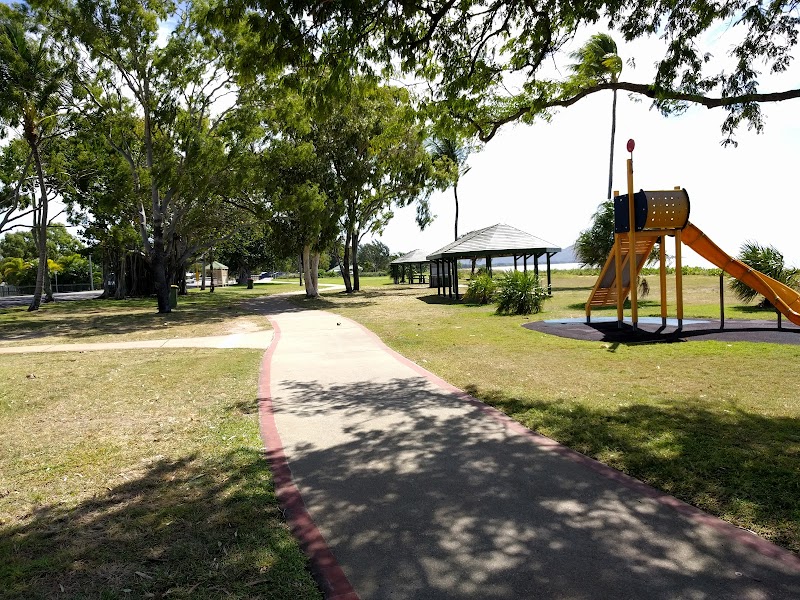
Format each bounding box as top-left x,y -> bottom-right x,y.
205,261 -> 228,269
390,249 -> 430,264
426,223 -> 561,260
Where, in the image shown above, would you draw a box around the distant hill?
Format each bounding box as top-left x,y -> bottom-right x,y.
550,244 -> 578,264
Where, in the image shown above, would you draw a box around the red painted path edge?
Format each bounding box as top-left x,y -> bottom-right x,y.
257,317 -> 360,600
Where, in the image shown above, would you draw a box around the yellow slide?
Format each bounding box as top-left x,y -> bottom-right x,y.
682,222 -> 800,326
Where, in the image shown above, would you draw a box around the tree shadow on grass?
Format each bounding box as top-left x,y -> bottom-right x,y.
267,375 -> 799,599
0,449 -> 321,600
0,296 -> 276,344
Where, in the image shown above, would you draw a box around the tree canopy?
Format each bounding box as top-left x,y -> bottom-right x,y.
238,1 -> 800,145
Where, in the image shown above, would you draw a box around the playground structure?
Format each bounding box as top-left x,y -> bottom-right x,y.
586,143 -> 800,329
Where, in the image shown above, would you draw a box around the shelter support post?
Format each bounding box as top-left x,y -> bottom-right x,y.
448,260 -> 453,299
523,254 -> 528,274
534,254 -> 539,279
453,260 -> 460,300
513,255 -> 518,270
546,253 -> 552,295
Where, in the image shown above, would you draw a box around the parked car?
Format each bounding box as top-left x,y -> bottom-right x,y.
258,272 -> 272,279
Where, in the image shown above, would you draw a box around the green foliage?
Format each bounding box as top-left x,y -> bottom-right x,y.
464,271 -> 496,305
1,255 -> 35,285
0,225 -> 84,261
256,2 -> 798,145
568,33 -> 622,86
575,200 -> 616,268
730,241 -> 799,306
494,270 -> 548,315
358,240 -> 392,272
575,200 -> 658,296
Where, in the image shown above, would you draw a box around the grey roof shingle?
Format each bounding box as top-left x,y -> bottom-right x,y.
426,224 -> 561,260
390,249 -> 430,265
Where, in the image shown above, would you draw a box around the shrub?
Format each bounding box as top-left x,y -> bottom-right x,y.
495,271 -> 548,315
464,272 -> 496,304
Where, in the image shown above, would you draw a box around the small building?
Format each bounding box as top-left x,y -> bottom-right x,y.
389,249 -> 429,284
426,223 -> 561,299
204,261 -> 229,285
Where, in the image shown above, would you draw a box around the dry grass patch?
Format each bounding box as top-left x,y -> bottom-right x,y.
0,284 -> 298,347
0,349 -> 321,600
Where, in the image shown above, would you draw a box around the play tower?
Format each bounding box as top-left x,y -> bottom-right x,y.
585,140 -> 800,329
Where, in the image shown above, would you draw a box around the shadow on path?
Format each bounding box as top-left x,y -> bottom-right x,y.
269,373 -> 799,599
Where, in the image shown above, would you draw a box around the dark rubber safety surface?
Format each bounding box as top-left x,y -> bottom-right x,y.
524,318 -> 800,345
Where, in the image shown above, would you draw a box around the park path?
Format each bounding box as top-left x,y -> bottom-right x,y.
260,296 -> 799,600
0,284 -> 343,354
0,330 -> 274,354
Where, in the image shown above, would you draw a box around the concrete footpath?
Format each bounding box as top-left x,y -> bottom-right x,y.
259,297 -> 799,600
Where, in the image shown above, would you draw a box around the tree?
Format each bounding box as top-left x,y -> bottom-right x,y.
0,4 -> 69,310
358,240 -> 391,273
312,78 -> 433,293
35,0 -> 256,311
0,139 -> 36,235
569,33 -> 622,201
730,241 -> 799,308
253,1 -> 800,146
575,201 -> 616,269
426,136 -> 471,240
0,256 -> 35,286
0,224 -> 82,261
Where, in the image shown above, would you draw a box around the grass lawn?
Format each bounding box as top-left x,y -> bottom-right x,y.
0,282 -> 302,347
299,272 -> 800,554
0,348 -> 321,599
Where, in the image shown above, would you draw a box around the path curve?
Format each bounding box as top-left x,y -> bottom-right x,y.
260,296 -> 799,600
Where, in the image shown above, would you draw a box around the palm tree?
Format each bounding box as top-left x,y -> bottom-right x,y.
731,241 -> 799,307
569,33 -> 623,201
427,137 -> 471,240
0,8 -> 66,310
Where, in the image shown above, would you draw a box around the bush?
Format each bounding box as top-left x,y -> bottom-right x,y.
464,272 -> 496,304
495,271 -> 548,315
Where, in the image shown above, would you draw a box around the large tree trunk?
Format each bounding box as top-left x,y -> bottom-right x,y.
341,231 -> 353,293
607,88 -> 618,201
152,223 -> 169,310
28,140 -> 48,312
351,229 -> 360,292
115,251 -> 128,299
302,244 -> 317,297
43,273 -> 54,302
311,251 -> 320,296
99,255 -> 112,299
